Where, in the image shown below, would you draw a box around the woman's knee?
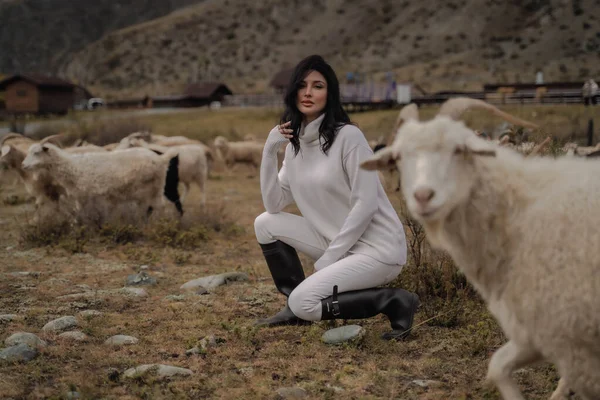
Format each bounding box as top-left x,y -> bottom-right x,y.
254,212 -> 277,244
288,287 -> 322,321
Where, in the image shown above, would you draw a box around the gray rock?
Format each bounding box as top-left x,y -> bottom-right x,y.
139,265 -> 149,270
58,331 -> 88,342
321,325 -> 366,345
412,379 -> 443,388
42,316 -> 78,333
185,335 -> 218,355
66,391 -> 80,400
0,314 -> 17,323
79,310 -> 102,318
164,295 -> 186,301
5,332 -> 47,348
9,271 -> 41,278
126,272 -> 157,287
275,387 -> 308,399
118,287 -> 148,297
105,335 -> 139,346
0,343 -> 38,363
325,384 -> 345,393
180,272 -> 249,291
194,287 -> 209,295
123,364 -> 193,379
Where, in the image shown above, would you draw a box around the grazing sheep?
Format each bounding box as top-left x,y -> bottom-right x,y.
123,132 -> 214,171
22,143 -> 183,218
213,135 -> 263,171
1,144 -> 66,219
361,98 -> 600,400
117,137 -> 209,207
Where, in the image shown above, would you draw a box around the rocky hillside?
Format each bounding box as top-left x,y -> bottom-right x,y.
3,0 -> 600,99
0,0 -> 204,74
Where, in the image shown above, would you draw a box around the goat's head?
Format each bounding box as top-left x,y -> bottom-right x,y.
361,98 -> 538,223
1,144 -> 25,169
22,143 -> 59,171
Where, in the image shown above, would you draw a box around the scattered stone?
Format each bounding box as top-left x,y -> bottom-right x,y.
185,335 -> 218,355
126,271 -> 157,287
238,366 -> 254,377
65,391 -> 80,400
105,335 -> 139,346
79,310 -> 102,318
412,379 -> 443,388
0,343 -> 38,363
68,302 -> 90,310
9,271 -> 41,278
321,325 -> 366,345
42,316 -> 78,333
40,278 -> 71,287
58,331 -> 88,342
5,332 -> 47,348
164,295 -> 186,302
325,384 -> 344,393
119,287 -> 148,297
123,364 -> 193,379
71,284 -> 92,293
0,314 -> 17,323
275,387 -> 308,399
139,265 -> 149,271
180,272 -> 249,291
6,246 -> 14,251
194,287 -> 209,295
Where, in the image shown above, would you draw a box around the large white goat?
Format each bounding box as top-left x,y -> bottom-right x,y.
22,143 -> 183,218
361,98 -> 600,400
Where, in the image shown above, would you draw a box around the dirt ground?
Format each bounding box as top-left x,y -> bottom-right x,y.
0,105 -> 582,399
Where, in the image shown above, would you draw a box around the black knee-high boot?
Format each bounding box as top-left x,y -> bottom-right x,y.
255,240 -> 311,327
320,285 -> 419,340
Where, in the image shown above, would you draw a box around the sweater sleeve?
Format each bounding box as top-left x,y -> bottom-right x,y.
260,126 -> 294,213
314,144 -> 379,270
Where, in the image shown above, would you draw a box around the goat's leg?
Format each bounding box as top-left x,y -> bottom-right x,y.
549,377 -> 572,400
197,174 -> 206,208
485,340 -> 542,400
180,182 -> 190,203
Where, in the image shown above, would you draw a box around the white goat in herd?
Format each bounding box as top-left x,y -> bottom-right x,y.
361,98 -> 600,400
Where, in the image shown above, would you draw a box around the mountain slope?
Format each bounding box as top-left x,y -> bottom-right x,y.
4,0 -> 600,98
0,0 -> 205,74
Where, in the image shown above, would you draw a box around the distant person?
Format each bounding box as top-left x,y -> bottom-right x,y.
582,79 -> 598,106
253,55 -> 419,340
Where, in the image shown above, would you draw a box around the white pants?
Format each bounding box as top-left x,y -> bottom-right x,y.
254,212 -> 402,321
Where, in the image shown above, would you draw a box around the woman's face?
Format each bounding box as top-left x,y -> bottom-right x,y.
296,70 -> 328,123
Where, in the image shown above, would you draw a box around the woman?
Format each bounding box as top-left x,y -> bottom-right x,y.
254,55 -> 419,340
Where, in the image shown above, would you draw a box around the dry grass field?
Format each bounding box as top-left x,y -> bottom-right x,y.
0,104 -> 595,399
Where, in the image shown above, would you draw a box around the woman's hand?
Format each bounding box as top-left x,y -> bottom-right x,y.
278,121 -> 294,139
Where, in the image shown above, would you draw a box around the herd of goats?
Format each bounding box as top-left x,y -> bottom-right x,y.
1,97 -> 600,399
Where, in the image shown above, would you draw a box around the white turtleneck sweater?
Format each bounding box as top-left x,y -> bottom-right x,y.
260,113 -> 407,269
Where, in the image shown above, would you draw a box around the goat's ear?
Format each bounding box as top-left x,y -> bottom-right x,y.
456,134 -> 496,157
1,145 -> 11,157
41,143 -> 51,152
360,147 -> 399,171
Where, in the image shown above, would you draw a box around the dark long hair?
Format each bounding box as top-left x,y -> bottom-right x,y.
280,55 -> 353,156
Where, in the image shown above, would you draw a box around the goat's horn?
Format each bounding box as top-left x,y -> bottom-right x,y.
40,133 -> 64,147
438,97 -> 539,129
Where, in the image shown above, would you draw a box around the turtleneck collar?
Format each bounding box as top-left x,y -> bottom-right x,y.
298,113 -> 325,147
